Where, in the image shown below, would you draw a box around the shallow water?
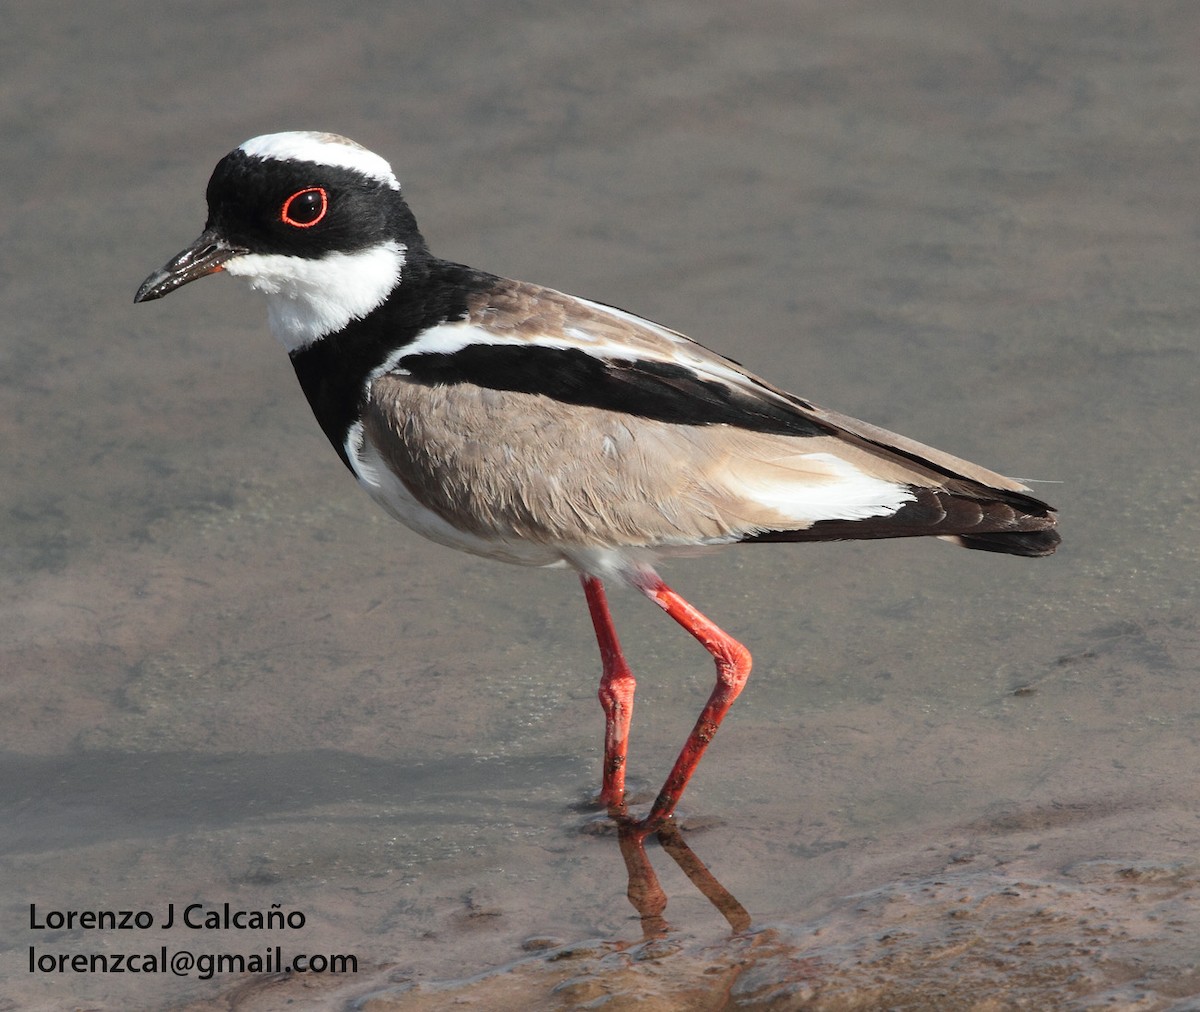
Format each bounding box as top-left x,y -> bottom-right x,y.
5,2 -> 1200,1008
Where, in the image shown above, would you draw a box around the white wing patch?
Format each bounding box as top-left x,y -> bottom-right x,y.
395,310 -> 759,396
726,451 -> 915,524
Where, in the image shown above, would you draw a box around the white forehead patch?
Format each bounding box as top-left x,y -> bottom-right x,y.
238,131 -> 400,190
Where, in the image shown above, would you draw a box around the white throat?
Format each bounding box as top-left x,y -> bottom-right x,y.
224,241 -> 406,352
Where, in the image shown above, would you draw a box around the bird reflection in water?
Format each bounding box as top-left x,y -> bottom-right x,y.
602,805 -> 752,937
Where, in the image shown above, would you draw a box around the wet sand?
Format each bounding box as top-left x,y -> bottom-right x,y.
5,2 -> 1200,1008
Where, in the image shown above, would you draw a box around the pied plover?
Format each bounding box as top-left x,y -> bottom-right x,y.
136,132 -> 1059,833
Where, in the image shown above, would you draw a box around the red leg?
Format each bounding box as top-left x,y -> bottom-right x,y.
636,576 -> 752,833
580,575 -> 636,808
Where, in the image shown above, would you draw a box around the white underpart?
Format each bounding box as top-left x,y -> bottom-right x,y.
224,241 -> 405,352
561,546 -> 671,584
344,421 -> 564,568
729,451 -> 915,522
239,132 -> 401,190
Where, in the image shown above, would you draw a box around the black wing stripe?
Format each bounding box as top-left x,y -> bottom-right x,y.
395,344 -> 834,436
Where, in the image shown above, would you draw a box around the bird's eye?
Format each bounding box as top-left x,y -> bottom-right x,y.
280,187 -> 328,228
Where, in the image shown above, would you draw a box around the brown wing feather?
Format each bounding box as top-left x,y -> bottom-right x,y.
365,278 -> 1057,557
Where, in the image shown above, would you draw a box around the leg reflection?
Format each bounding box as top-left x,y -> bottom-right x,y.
614,812 -> 752,936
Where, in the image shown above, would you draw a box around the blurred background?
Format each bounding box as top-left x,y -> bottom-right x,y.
4,3 -> 1198,1007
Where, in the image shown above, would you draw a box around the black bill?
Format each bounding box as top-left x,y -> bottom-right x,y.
134,229 -> 248,303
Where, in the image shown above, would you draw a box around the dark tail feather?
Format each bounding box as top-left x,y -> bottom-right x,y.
741,486 -> 1059,558
947,528 -> 1061,558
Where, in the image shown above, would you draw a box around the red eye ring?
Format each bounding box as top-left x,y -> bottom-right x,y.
280,187 -> 329,228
